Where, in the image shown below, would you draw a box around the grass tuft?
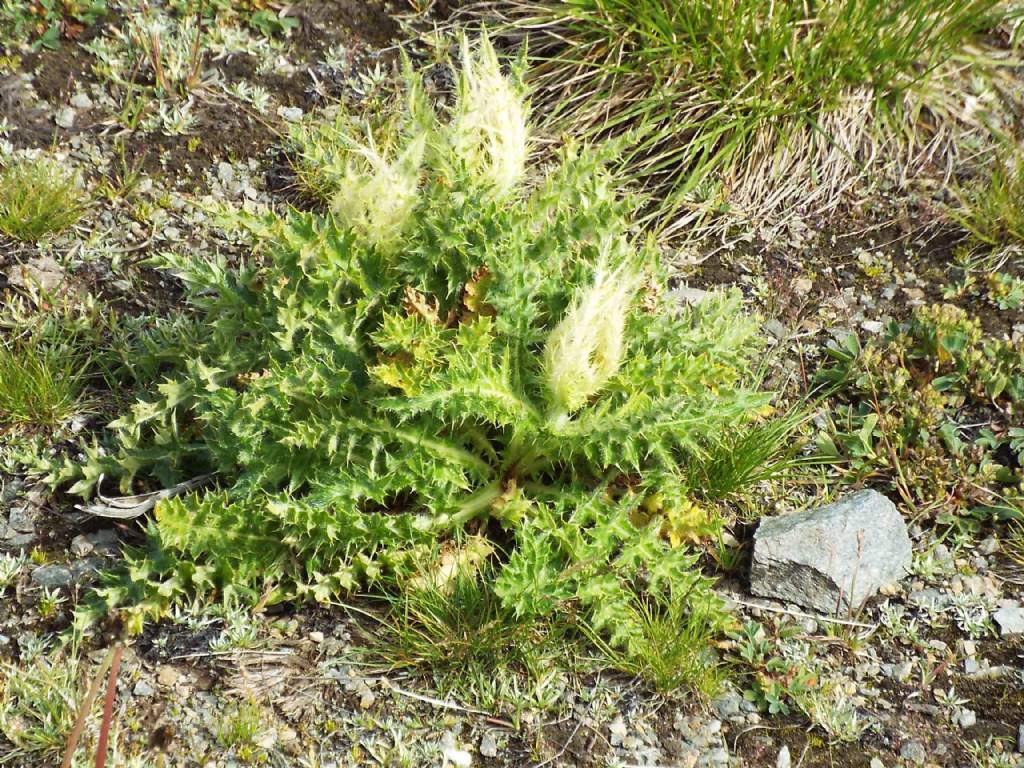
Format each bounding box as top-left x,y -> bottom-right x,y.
0,329 -> 92,431
460,0 -> 1010,238
951,149 -> 1024,246
0,156 -> 86,241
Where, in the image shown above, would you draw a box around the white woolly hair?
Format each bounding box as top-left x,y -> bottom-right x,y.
450,34 -> 530,196
544,253 -> 643,417
330,132 -> 426,250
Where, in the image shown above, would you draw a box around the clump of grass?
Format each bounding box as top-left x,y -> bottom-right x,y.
0,156 -> 86,241
366,558 -> 574,715
951,150 -> 1024,246
585,585 -> 726,696
0,331 -> 91,430
461,0 -> 1007,238
0,640 -> 81,760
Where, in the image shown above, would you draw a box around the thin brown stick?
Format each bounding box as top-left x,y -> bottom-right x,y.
61,646 -> 115,768
94,643 -> 125,768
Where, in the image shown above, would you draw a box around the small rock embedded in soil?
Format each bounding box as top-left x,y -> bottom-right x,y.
1018,724 -> 1024,753
994,604 -> 1024,636
30,564 -> 73,589
900,740 -> 927,765
958,708 -> 977,728
55,106 -> 75,128
750,490 -> 912,613
776,745 -> 791,768
479,732 -> 498,758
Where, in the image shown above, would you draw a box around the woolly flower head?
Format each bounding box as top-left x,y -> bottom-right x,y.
330,133 -> 425,250
544,262 -> 643,416
450,34 -> 529,196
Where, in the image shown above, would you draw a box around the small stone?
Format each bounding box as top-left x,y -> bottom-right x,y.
55,106 -> 75,128
958,709 -> 977,729
669,286 -> 710,307
157,666 -> 179,687
277,105 -> 303,122
776,745 -> 791,768
888,661 -> 913,683
479,732 -> 498,758
70,535 -> 94,557
965,658 -> 981,675
6,256 -> 66,294
443,748 -> 472,768
133,679 -> 154,697
609,716 -> 628,737
994,605 -> 1024,636
707,747 -> 729,765
980,537 -> 1000,555
711,690 -> 742,719
309,631 -> 324,643
962,640 -> 977,656
31,565 -> 73,589
1017,724 -> 1024,753
750,490 -> 912,613
217,162 -> 235,185
870,759 -> 885,768
900,740 -> 927,765
861,320 -> 885,334
70,92 -> 93,109
358,689 -> 376,709
7,505 -> 36,533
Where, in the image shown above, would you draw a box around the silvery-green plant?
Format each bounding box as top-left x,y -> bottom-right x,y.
60,36 -> 781,657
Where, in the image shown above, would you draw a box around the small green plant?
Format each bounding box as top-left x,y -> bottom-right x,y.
59,36 -> 784,676
216,698 -> 266,760
729,621 -> 818,716
0,156 -> 86,241
36,586 -> 67,619
816,304 -> 1024,529
0,553 -> 26,590
0,0 -> 108,49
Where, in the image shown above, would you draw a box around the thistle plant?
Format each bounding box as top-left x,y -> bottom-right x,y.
59,37 -> 777,654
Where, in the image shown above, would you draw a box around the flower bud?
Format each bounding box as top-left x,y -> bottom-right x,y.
450,34 -> 529,196
545,262 -> 642,416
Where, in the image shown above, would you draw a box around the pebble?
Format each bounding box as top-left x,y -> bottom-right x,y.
277,105 -> 303,122
958,709 -> 977,729
479,732 -> 498,758
994,605 -> 1024,636
157,666 -> 179,686
70,535 -> 94,557
900,740 -> 927,765
55,106 -> 75,128
70,92 -> 93,110
30,564 -> 73,589
1018,724 -> 1024,753
133,679 -> 154,697
309,631 -> 324,643
980,537 -> 1000,555
443,748 -> 472,767
776,745 -> 791,768
870,759 -> 885,768
711,690 -> 743,719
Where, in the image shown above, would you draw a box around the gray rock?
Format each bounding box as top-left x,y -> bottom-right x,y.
957,709 -> 977,729
750,490 -> 912,613
7,505 -> 36,533
479,732 -> 498,758
55,106 -> 75,128
776,745 -> 791,768
711,690 -> 743,719
70,92 -> 93,110
994,605 -> 1024,636
31,565 -> 73,589
70,535 -> 94,557
900,740 -> 927,765
133,679 -> 154,697
1018,724 -> 1024,753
